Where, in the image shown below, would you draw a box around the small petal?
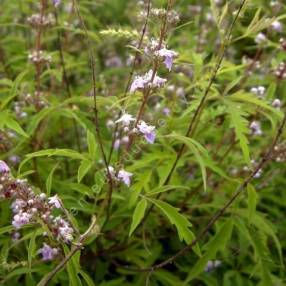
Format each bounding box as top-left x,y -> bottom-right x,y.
0,160 -> 10,174
118,170 -> 133,186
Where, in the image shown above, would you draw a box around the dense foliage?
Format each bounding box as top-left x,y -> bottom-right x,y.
0,0 -> 286,285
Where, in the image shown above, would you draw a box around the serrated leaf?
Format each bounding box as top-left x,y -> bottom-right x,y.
166,134 -> 207,191
149,198 -> 200,256
184,220 -> 233,283
247,184 -> 257,222
225,101 -> 250,164
129,198 -> 147,236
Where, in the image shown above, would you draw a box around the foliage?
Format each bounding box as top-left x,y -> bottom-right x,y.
0,0 -> 285,285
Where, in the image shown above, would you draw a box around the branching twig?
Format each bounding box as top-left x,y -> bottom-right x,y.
54,10 -> 82,152
119,111 -> 286,272
37,216 -> 98,286
73,0 -> 113,224
125,0 -> 173,152
134,0 -> 247,232
107,0 -> 152,163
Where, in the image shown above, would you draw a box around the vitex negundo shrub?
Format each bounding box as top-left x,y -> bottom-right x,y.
0,0 -> 285,285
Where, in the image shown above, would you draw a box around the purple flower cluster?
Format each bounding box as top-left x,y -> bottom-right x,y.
0,160 -> 74,243
108,166 -> 133,187
130,70 -> 167,93
155,48 -> 178,71
38,243 -> 59,261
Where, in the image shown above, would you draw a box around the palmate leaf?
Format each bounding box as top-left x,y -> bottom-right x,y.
225,101 -> 250,164
149,198 -> 200,256
237,210 -> 283,267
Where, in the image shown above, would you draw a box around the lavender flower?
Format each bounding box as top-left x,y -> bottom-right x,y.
250,86 -> 265,98
52,0 -> 61,8
130,70 -> 167,93
118,170 -> 133,187
12,212 -> 32,228
115,113 -> 135,126
0,160 -> 10,174
163,107 -> 171,116
48,195 -> 61,209
137,121 -> 156,144
38,243 -> 58,261
250,121 -> 262,136
0,172 -> 74,243
272,98 -> 281,109
255,33 -> 267,44
271,20 -> 282,33
113,139 -> 121,150
205,260 -> 222,272
155,48 -> 178,71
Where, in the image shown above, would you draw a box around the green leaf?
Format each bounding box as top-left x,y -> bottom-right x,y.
26,149 -> 85,160
149,198 -> 200,256
166,134 -> 207,191
46,163 -> 59,196
1,69 -> 29,109
0,110 -> 28,137
5,116 -> 29,138
87,130 -> 97,158
184,219 -> 233,283
247,184 -> 257,222
79,270 -> 96,286
146,185 -> 189,196
225,101 -> 250,164
28,230 -> 39,269
229,92 -> 281,117
63,245 -> 82,286
78,159 -> 93,183
129,198 -> 147,236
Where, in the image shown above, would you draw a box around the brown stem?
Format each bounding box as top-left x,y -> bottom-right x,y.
108,0 -> 152,163
133,0 -> 247,233
37,217 -> 98,286
73,0 -> 113,225
54,10 -> 82,152
123,0 -> 173,155
34,0 -> 46,110
120,111 -> 286,272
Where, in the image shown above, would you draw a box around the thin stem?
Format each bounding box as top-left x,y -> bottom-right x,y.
165,0 -> 246,184
108,0 -> 152,163
37,217 -> 98,286
125,0 -> 173,153
133,0 -> 247,233
34,0 -> 46,110
73,0 -> 113,224
54,10 -> 82,152
120,111 -> 286,272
